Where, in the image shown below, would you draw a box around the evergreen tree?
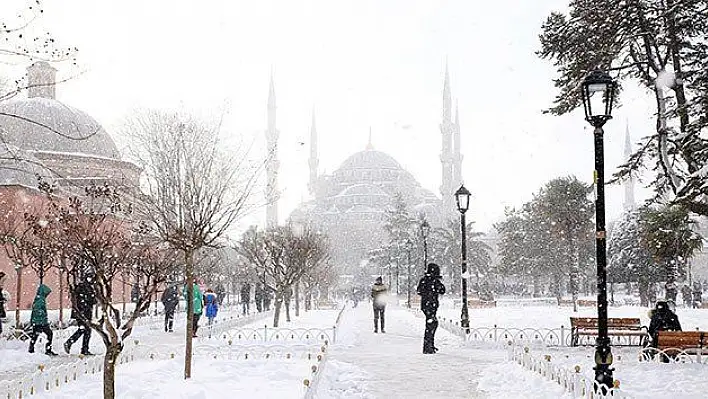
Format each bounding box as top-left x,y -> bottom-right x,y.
538,0 -> 708,216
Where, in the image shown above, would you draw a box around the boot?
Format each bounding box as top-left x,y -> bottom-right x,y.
46,349 -> 58,356
63,340 -> 72,354
28,345 -> 35,354
374,319 -> 378,333
380,318 -> 385,333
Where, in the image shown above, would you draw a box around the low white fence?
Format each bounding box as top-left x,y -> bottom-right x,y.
509,344 -> 627,398
437,316 -> 648,347
302,304 -> 348,399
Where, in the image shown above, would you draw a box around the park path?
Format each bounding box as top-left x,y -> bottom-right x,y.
316,303 -> 505,399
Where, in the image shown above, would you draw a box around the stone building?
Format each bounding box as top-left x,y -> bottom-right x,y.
0,62 -> 140,314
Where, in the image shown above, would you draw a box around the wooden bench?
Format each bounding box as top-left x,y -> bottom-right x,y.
656,331 -> 708,356
559,299 -> 597,307
468,298 -> 496,308
570,317 -> 647,347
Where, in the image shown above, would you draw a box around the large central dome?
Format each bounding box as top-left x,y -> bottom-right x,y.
337,149 -> 403,171
0,97 -> 120,159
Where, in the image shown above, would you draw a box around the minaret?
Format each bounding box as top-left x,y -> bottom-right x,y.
27,61 -> 57,99
452,100 -> 463,188
366,126 -> 374,150
265,73 -> 280,228
623,122 -> 636,211
439,62 -> 456,217
308,108 -> 319,197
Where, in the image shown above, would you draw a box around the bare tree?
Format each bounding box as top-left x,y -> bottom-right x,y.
21,182 -> 176,399
235,224 -> 330,327
122,109 -> 262,379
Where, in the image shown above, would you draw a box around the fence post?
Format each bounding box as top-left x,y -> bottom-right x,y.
332,326 -> 337,344
494,324 -> 498,342
561,325 -> 565,347
264,325 -> 268,342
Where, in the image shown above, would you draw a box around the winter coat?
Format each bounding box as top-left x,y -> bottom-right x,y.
161,285 -> 179,311
371,282 -> 388,309
240,283 -> 251,303
71,281 -> 96,320
417,274 -> 446,313
183,283 -> 204,315
0,289 -> 8,319
205,292 -> 219,319
254,284 -> 264,302
648,307 -> 682,345
30,284 -> 52,326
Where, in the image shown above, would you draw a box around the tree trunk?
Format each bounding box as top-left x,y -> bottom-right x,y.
666,260 -> 678,303
638,278 -> 649,307
273,293 -> 283,327
184,251 -> 195,379
532,275 -> 540,297
294,282 -> 300,317
15,267 -> 22,328
285,294 -> 291,323
103,345 -> 121,399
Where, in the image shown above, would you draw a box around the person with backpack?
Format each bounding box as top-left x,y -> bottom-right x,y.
417,263 -> 446,354
161,283 -> 179,332
29,284 -> 57,356
64,277 -> 97,355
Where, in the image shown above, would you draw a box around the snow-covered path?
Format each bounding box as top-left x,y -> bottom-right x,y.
317,304 -> 505,398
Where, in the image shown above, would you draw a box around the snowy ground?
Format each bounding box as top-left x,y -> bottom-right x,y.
4,297 -> 708,398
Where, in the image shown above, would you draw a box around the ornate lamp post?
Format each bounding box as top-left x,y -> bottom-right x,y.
454,185 -> 471,333
580,69 -> 616,391
420,219 -> 430,275
405,238 -> 413,308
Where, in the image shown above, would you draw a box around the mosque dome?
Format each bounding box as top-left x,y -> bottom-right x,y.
0,97 -> 120,159
337,149 -> 403,171
0,61 -> 120,160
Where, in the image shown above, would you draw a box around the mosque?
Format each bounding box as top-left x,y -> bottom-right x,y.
264,66 -> 466,270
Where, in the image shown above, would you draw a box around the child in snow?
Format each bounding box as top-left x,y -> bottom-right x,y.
29,284 -> 57,356
204,288 -> 219,326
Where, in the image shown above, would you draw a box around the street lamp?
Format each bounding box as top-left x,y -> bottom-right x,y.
454,184 -> 471,333
581,69 -> 616,391
405,238 -> 413,308
420,219 -> 430,275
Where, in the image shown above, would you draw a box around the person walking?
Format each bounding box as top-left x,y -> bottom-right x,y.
0,271 -> 7,335
204,288 -> 219,326
417,263 -> 446,354
240,282 -> 251,315
254,283 -> 264,313
161,283 -> 179,332
64,277 -> 96,355
29,284 -> 57,356
183,280 -> 204,337
371,277 -> 388,333
263,286 -> 272,311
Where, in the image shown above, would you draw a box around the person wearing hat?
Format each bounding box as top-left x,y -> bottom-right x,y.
417,263 -> 446,354
648,300 -> 682,347
371,276 -> 388,333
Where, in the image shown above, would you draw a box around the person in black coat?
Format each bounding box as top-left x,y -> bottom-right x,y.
417,263 -> 446,354
64,277 -> 97,355
161,284 -> 179,332
648,300 -> 682,347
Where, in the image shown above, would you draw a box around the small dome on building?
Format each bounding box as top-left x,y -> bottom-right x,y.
0,97 -> 120,159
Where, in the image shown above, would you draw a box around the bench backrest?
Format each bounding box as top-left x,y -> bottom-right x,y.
657,331 -> 708,349
570,317 -> 642,329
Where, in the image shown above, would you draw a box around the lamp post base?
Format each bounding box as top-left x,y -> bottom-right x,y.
593,338 -> 614,393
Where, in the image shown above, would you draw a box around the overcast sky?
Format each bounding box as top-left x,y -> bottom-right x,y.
5,0 -> 657,233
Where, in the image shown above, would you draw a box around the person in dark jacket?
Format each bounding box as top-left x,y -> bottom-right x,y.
161,284 -> 179,332
0,271 -> 6,335
64,278 -> 97,355
29,284 -> 57,356
417,263 -> 446,354
371,277 -> 388,333
254,283 -> 264,312
648,300 -> 682,347
240,282 -> 251,315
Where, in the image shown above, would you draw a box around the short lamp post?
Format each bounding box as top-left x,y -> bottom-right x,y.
420,219 -> 430,275
580,69 -> 616,391
454,184 -> 471,333
14,262 -> 22,329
